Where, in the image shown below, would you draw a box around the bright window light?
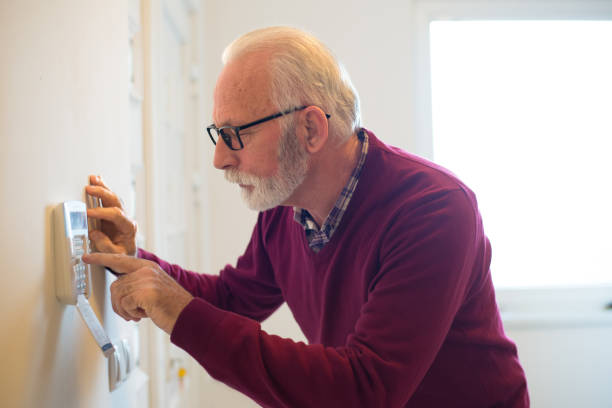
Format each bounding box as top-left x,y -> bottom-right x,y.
429,21 -> 612,288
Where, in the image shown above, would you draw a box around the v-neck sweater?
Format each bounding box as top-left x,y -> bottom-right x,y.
139,129 -> 528,407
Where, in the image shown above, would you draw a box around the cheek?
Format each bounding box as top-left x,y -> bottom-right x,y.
237,127 -> 283,177
255,156 -> 279,178
242,145 -> 280,178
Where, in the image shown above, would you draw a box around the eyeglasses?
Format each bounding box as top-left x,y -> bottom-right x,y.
206,106 -> 330,151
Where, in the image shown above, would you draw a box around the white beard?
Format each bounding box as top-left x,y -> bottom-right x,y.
224,122 -> 309,211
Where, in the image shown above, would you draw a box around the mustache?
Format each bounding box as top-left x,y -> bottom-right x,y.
224,168 -> 263,185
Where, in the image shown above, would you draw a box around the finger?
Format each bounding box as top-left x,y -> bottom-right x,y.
120,293 -> 148,320
113,293 -> 143,321
85,185 -> 122,209
89,174 -> 112,190
131,308 -> 147,319
87,207 -> 134,232
89,174 -> 101,187
89,230 -> 124,254
111,279 -> 146,320
112,275 -> 150,320
110,279 -> 133,321
82,252 -> 153,274
111,297 -> 130,322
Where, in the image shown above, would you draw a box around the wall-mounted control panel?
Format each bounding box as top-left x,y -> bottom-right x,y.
53,201 -> 91,304
53,199 -> 131,391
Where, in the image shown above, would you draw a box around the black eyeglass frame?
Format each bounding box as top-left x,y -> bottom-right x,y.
206,105 -> 331,151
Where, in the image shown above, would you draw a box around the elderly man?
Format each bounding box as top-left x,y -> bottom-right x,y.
84,27 -> 529,407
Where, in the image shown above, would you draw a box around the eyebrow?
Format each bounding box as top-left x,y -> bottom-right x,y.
210,114 -> 263,128
211,113 -> 251,128
210,117 -> 232,127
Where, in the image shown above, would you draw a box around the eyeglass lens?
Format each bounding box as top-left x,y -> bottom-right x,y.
218,128 -> 241,149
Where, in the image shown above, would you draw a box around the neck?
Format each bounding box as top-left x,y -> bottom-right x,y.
288,132 -> 361,226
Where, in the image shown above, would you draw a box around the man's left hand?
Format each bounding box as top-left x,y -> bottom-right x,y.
82,253 -> 193,334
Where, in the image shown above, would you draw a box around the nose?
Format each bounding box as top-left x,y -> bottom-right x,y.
213,139 -> 239,170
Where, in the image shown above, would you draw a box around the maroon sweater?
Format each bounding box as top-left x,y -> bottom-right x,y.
140,131 -> 529,407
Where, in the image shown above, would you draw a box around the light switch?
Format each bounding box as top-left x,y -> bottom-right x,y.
108,338 -> 132,391
108,350 -> 121,391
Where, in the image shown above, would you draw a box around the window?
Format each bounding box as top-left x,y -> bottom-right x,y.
429,20 -> 612,288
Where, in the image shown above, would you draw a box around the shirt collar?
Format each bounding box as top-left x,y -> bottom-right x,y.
293,129 -> 369,252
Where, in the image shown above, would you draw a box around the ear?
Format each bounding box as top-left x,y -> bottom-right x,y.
301,106 -> 329,154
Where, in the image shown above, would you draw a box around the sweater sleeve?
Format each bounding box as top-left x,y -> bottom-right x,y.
137,248 -> 218,300
137,215 -> 285,322
170,190 -> 483,407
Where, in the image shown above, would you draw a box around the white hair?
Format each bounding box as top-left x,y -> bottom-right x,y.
222,26 -> 361,144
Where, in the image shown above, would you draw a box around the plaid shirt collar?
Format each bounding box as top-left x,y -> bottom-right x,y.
293,129 -> 369,252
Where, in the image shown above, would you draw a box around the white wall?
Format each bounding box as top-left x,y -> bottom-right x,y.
0,2 -> 141,407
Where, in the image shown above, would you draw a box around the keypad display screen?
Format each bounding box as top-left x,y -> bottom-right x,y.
70,211 -> 87,231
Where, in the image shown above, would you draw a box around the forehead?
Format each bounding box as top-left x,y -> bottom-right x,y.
213,52 -> 273,125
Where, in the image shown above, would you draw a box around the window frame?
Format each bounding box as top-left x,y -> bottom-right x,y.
409,0 -> 612,327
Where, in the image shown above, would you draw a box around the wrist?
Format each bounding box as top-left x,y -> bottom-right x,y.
167,295 -> 194,334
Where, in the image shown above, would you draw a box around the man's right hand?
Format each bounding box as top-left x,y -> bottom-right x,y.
85,175 -> 137,256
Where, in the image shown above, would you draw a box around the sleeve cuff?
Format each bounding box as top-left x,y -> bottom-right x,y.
170,297 -> 227,358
